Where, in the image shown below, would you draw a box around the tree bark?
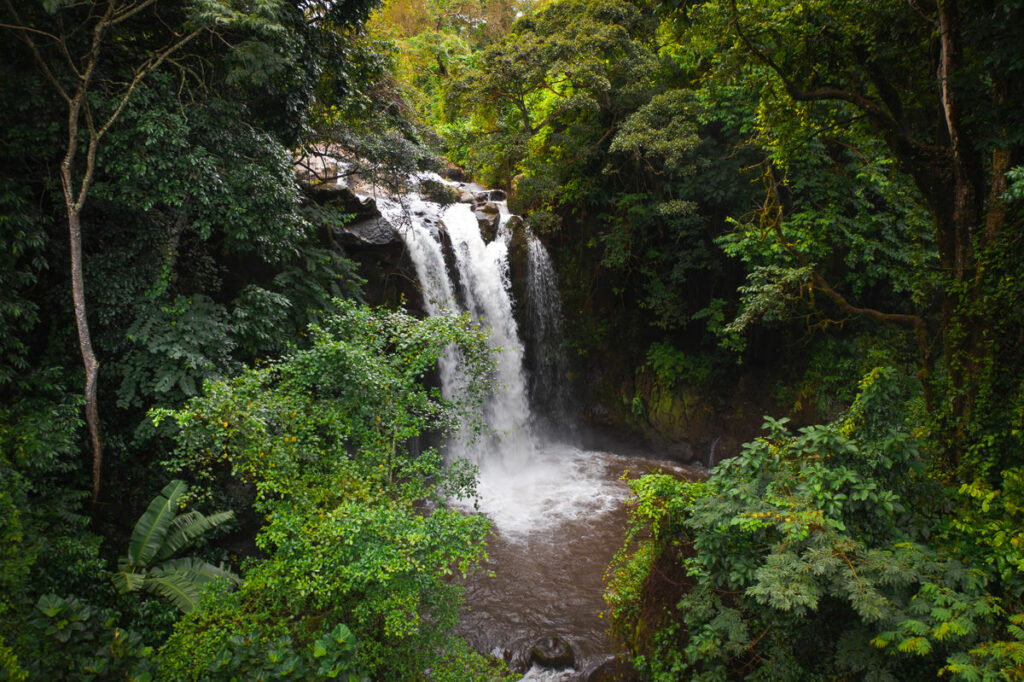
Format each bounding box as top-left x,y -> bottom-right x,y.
68,208 -> 103,502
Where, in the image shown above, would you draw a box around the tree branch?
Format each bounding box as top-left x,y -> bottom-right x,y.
96,29 -> 201,141
110,0 -> 159,27
1,1 -> 72,102
726,0 -> 936,156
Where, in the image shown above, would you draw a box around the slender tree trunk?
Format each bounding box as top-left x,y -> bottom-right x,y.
4,0 -> 203,505
68,208 -> 103,502
60,86 -> 104,503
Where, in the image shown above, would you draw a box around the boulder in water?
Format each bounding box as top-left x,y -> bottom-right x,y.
440,163 -> 467,182
488,189 -> 507,201
584,656 -> 640,681
475,205 -> 500,241
529,635 -> 575,670
418,178 -> 457,206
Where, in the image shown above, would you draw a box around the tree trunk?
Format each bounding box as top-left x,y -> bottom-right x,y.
61,85 -> 104,503
68,208 -> 103,502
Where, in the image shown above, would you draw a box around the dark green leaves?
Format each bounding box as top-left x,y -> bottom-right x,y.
116,479 -> 237,613
128,480 -> 189,568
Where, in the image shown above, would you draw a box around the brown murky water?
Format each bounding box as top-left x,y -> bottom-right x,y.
455,447 -> 703,681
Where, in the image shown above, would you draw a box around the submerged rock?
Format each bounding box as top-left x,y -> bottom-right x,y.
529,635 -> 575,670
584,657 -> 640,681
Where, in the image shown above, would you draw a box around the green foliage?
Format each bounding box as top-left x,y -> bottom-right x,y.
609,368 -> 1024,680
645,341 -> 713,389
205,623 -> 367,681
113,479 -> 238,613
154,302 -> 502,679
450,0 -> 659,190
0,178 -> 46,387
21,594 -> 157,681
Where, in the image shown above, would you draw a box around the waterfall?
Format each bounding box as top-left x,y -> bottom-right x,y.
442,203 -> 535,462
368,178 -> 704,681
525,232 -> 575,438
374,181 -> 627,538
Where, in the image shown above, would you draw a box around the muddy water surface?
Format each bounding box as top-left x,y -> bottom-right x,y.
454,446 -> 703,681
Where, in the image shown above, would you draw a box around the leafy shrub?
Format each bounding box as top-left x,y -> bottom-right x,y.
112,479 -> 237,613
16,594 -> 156,681
608,368 -> 1024,680
154,301 -> 507,680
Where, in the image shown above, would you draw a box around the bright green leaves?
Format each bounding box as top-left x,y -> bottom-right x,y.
156,301 -> 493,508
609,89 -> 701,177
948,469 -> 1024,588
205,622 -> 369,681
451,0 -> 659,189
607,368 -> 1023,679
257,502 -> 489,639
154,301 -> 500,678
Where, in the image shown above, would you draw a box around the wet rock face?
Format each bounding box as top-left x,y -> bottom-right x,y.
334,216 -> 401,246
301,182 -> 380,222
529,635 -> 576,670
505,215 -> 529,314
474,202 -> 501,241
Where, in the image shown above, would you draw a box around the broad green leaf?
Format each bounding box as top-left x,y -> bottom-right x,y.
128,479 -> 187,567
110,569 -> 146,593
152,557 -> 240,586
156,509 -> 235,561
141,571 -> 202,613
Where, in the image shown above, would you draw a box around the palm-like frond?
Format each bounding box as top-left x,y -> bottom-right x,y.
143,558 -> 239,612
155,509 -> 235,562
152,557 -> 240,586
110,569 -> 145,593
116,480 -> 240,612
141,570 -> 204,613
127,479 -> 187,568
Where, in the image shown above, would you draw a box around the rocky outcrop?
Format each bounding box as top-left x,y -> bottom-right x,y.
529,635 -> 575,669
300,182 -> 380,222
300,183 -> 428,315
474,202 -> 501,241
439,163 -> 467,182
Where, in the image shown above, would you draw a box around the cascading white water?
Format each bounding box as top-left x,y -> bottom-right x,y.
376,187 -> 627,539
377,193 -> 466,391
442,203 -> 535,462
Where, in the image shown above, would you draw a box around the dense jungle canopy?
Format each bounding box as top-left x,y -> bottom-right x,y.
1,0 -> 1023,679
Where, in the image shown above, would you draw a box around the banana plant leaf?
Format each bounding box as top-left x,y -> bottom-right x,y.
110,569 -> 146,593
127,479 -> 187,568
155,509 -> 235,562
151,557 -> 240,586
144,558 -> 240,612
